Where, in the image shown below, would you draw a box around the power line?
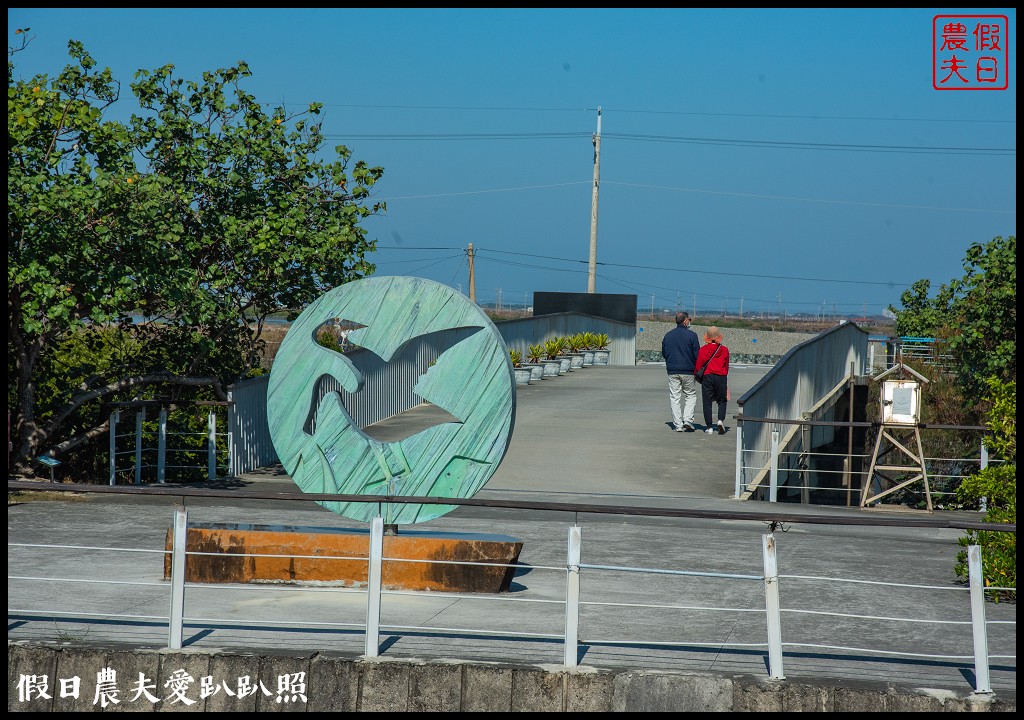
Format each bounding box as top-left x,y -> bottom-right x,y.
475,248 -> 909,287
323,131 -> 1014,155
375,181 -> 589,201
601,107 -> 1017,125
277,101 -> 1015,125
602,133 -> 1014,156
373,246 -> 463,251
325,132 -> 588,141
403,255 -> 463,276
364,178 -> 1013,214
467,249 -> 904,311
602,181 -> 1016,214
288,102 -> 592,113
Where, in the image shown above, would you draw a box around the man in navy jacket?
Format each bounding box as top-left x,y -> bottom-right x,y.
661,311 -> 701,432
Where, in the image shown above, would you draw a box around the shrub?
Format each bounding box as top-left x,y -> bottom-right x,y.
953,377 -> 1015,601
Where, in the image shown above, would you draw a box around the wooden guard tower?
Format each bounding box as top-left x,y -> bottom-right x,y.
860,360 -> 933,512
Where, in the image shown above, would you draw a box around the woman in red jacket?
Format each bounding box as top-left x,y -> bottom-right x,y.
694,327 -> 730,434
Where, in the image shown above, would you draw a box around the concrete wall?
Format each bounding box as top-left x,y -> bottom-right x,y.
635,320 -> 819,364
9,643 -> 1013,712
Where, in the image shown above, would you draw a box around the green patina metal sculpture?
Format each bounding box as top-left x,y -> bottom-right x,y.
267,276 -> 515,524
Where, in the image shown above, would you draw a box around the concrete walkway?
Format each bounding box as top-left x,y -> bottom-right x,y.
7,363 -> 1017,700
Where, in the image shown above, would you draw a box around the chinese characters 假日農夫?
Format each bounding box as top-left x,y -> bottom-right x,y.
16,669 -> 308,707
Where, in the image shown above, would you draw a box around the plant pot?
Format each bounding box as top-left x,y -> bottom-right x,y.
567,353 -> 585,369
593,349 -> 610,365
522,363 -> 545,381
540,359 -> 561,377
513,367 -> 532,386
555,356 -> 572,374
581,350 -> 596,366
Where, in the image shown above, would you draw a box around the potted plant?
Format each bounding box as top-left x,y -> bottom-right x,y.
550,336 -> 574,374
565,333 -> 587,369
592,333 -> 611,365
577,332 -> 596,366
509,349 -> 532,386
520,344 -> 545,381
542,338 -> 565,376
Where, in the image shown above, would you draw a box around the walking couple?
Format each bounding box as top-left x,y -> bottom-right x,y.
661,312 -> 730,435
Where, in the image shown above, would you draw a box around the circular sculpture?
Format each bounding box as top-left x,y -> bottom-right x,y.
267,276 -> 515,524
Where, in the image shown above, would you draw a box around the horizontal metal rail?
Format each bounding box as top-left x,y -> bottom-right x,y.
7,481 -> 1013,532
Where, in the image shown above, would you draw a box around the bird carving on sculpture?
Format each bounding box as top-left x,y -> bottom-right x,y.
267,277 -> 515,525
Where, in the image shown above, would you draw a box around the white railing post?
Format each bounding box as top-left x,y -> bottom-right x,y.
968,545 -> 992,693
168,508 -> 188,650
157,408 -> 168,484
226,391 -> 235,478
868,343 -> 875,375
769,428 -> 780,503
207,409 -> 217,481
734,421 -> 744,498
762,532 -> 785,680
564,525 -> 581,667
365,516 -> 384,657
979,441 -> 989,512
134,407 -> 146,485
108,410 -> 119,485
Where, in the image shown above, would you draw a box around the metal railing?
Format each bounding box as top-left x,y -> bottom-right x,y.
867,336 -> 958,376
7,482 -> 1015,694
733,416 -> 997,508
107,402 -> 232,485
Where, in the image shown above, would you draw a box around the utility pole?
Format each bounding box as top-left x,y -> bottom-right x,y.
739,297 -> 744,319
650,294 -> 655,319
692,294 -> 696,319
467,243 -> 476,303
587,107 -> 602,294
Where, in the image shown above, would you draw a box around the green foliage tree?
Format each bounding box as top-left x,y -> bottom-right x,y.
944,237 -> 1016,393
889,279 -> 955,338
954,378 -> 1015,600
889,237 -> 1016,595
8,36 -> 385,477
888,236 -> 1015,396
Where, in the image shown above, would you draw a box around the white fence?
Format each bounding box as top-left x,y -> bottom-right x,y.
7,484 -> 1015,694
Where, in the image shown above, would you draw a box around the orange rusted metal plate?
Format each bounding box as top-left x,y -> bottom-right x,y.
163,524 -> 523,593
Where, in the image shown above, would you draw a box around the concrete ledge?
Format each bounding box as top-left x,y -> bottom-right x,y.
8,643 -> 1015,712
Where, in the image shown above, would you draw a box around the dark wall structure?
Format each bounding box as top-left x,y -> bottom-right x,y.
533,292 -> 637,325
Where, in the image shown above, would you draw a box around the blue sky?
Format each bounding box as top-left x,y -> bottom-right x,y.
8,8 -> 1016,317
